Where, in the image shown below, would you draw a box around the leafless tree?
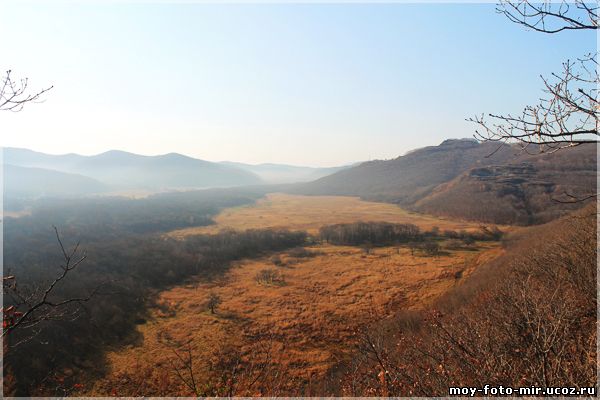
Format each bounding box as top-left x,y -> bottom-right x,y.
2,227 -> 99,347
206,292 -> 221,314
0,70 -> 53,112
470,54 -> 598,154
496,0 -> 597,34
254,269 -> 284,286
164,330 -> 289,396
167,341 -> 201,396
1,72 -> 98,346
469,1 -> 598,154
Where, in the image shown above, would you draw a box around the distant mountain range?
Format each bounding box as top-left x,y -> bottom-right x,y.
2,147 -> 348,198
5,141 -> 595,225
220,161 -> 351,184
292,138 -> 596,225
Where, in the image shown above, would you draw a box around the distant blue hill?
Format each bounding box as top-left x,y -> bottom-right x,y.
3,147 -> 263,192
4,164 -> 108,198
220,161 -> 352,184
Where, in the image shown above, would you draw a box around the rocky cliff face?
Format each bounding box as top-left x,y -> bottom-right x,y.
414,160 -> 594,225
295,139 -> 596,225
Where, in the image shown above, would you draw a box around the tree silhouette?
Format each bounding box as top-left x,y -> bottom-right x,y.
1,70 -> 53,112
2,227 -> 99,346
469,1 -> 598,154
206,293 -> 222,314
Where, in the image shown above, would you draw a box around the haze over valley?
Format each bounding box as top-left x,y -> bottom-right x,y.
4,147 -> 354,195
2,1 -> 597,397
5,139 -> 595,226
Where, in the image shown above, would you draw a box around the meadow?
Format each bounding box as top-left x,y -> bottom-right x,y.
168,193 -> 490,237
86,194 -> 507,396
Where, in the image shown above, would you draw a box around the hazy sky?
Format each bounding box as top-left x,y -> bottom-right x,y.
1,2 -> 595,166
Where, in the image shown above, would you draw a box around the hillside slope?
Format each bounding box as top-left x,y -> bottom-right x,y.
414,157 -> 596,224
3,164 -> 108,198
294,139 -> 517,203
293,139 -> 596,224
336,203 -> 596,396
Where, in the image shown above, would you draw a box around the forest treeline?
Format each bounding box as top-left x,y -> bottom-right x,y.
3,189 -> 306,396
318,221 -> 503,246
159,207 -> 593,396
8,186 -> 270,237
3,191 -> 594,396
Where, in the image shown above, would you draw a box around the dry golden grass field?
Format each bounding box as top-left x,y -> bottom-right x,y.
85,194 -> 509,396
168,193 -> 489,238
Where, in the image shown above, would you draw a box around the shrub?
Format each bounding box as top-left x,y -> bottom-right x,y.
206,293 -> 222,314
422,241 -> 441,256
443,230 -> 459,239
463,236 -> 476,246
444,239 -> 464,250
287,247 -> 319,258
255,269 -> 284,286
270,255 -> 284,266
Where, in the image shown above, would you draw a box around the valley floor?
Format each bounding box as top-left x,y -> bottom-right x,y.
83,194 -> 510,396
87,242 -> 503,396
167,193 -> 491,237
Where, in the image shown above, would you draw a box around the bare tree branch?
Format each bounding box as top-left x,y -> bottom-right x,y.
469,54 -> 598,154
496,0 -> 598,34
0,69 -> 53,112
2,227 -> 99,342
469,2 -> 598,155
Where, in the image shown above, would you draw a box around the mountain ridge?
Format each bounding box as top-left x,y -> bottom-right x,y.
291,139 -> 596,225
2,147 -> 353,197
3,147 -> 263,192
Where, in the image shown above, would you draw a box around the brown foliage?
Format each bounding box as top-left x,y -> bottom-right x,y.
337,205 -> 596,396
162,330 -> 292,397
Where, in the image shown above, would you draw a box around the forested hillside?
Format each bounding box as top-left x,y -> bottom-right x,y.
294,139 -> 596,224
334,203 -> 597,395
3,187 -> 305,396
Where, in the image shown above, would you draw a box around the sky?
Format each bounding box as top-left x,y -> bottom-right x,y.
0,2 -> 596,167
